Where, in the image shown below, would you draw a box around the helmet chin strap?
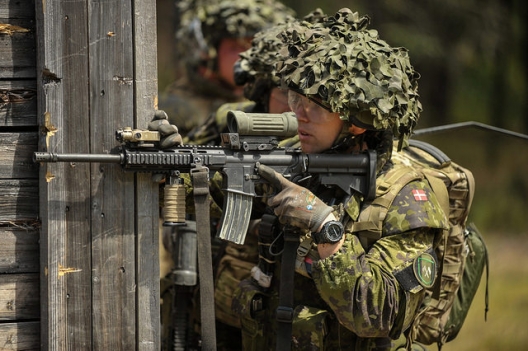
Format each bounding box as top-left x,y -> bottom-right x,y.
328,123 -> 364,153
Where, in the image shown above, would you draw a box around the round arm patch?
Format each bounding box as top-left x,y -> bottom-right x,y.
394,249 -> 438,292
413,252 -> 437,288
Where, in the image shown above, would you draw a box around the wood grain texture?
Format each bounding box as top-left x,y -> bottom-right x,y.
0,322 -> 40,351
35,0 -> 160,349
0,228 -> 39,274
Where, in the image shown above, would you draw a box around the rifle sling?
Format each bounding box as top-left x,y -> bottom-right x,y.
276,227 -> 300,351
191,167 -> 217,351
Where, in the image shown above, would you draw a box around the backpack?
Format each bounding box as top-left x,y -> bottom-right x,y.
353,139 -> 489,350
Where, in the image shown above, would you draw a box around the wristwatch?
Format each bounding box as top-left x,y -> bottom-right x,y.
312,220 -> 344,244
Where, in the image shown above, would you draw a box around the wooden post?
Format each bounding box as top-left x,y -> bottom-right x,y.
35,1 -> 159,350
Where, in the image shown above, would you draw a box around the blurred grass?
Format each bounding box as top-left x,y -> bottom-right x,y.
442,233 -> 528,350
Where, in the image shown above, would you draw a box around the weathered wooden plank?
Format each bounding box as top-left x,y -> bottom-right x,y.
0,19 -> 36,79
0,0 -> 35,19
36,0 -> 160,349
0,80 -> 37,127
0,133 -> 38,179
0,321 -> 40,351
133,0 -> 160,349
0,179 -> 38,222
39,164 -> 94,350
35,0 -> 92,349
88,0 -> 137,349
0,274 -> 39,320
0,228 -> 39,274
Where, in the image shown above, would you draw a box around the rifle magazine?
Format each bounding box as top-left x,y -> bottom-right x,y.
218,192 -> 253,245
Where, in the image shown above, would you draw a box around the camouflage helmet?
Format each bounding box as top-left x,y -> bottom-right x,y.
233,17 -> 297,105
233,9 -> 331,106
276,8 -> 422,144
176,0 -> 296,70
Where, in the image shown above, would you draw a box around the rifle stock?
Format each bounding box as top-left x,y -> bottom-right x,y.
34,111 -> 377,244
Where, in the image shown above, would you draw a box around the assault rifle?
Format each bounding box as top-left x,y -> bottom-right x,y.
34,111 -> 377,245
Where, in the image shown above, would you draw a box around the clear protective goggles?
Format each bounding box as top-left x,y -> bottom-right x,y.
287,90 -> 336,122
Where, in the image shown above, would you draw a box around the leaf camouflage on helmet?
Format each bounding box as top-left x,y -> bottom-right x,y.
234,9 -> 334,108
275,8 -> 422,148
234,19 -> 296,106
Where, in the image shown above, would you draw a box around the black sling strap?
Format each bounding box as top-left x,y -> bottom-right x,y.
191,166 -> 217,351
276,226 -> 300,351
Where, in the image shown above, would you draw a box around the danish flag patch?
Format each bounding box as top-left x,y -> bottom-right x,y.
412,189 -> 428,201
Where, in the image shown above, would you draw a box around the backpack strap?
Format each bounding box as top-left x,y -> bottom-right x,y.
451,163 -> 476,225
407,139 -> 476,226
191,167 -> 217,351
414,172 -> 450,302
408,139 -> 451,167
350,166 -> 423,249
422,173 -> 450,219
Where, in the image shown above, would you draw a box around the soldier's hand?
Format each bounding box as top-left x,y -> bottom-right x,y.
148,110 -> 182,149
257,164 -> 333,232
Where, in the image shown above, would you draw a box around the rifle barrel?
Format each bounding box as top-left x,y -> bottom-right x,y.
34,152 -> 123,164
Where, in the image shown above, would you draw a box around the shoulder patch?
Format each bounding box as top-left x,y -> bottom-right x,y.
411,189 -> 428,201
394,249 -> 438,292
413,252 -> 437,288
384,180 -> 448,235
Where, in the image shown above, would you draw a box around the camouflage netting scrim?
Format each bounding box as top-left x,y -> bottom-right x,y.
176,0 -> 296,63
234,9 -> 335,104
276,8 -> 423,144
234,18 -> 297,104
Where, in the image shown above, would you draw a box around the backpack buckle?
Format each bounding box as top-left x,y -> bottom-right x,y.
276,306 -> 294,323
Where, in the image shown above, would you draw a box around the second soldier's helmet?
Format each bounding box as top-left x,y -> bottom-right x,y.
233,10 -> 329,108
276,8 -> 422,146
233,18 -> 296,107
176,0 -> 296,72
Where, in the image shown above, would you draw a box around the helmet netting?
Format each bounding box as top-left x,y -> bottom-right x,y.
275,8 -> 422,141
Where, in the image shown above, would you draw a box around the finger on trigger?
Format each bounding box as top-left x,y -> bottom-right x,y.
258,164 -> 282,190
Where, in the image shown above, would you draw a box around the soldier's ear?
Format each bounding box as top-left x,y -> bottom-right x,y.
349,125 -> 367,136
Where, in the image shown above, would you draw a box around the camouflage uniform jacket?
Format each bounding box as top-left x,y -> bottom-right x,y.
233,139 -> 448,350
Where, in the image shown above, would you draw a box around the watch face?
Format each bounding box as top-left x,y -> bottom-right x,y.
327,222 -> 343,242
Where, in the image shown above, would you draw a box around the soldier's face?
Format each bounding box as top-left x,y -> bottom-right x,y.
217,37 -> 252,91
288,91 -> 344,154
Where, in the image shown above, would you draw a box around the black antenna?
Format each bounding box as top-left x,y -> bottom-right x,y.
413,121 -> 528,141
